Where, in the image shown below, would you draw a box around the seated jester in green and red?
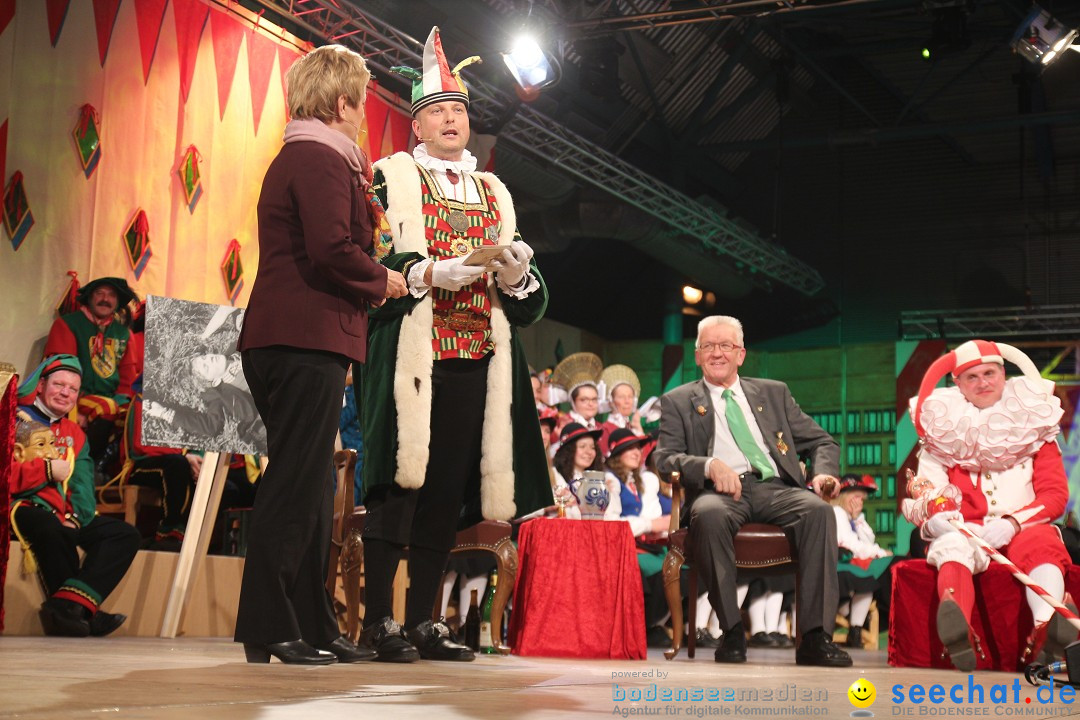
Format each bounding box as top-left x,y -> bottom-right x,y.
11,355 -> 141,638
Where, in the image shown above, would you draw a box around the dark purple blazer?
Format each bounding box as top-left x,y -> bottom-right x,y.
239,141 -> 388,363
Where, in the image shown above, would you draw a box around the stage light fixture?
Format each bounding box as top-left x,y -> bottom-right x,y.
1011,5 -> 1078,66
682,286 -> 704,305
502,33 -> 559,100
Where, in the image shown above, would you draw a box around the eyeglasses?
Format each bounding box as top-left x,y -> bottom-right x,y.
576,396 -> 599,404
697,342 -> 742,354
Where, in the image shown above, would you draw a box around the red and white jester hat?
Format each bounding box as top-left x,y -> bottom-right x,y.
912,339 -> 1041,438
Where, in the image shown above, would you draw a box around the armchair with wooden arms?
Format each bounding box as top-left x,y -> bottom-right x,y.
661,471 -> 799,660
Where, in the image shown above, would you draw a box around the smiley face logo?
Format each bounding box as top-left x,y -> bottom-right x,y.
848,678 -> 876,709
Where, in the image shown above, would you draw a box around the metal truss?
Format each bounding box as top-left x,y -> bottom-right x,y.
250,0 -> 826,296
899,306 -> 1080,341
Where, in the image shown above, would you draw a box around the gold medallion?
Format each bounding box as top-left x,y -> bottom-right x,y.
448,210 -> 469,234
775,431 -> 789,456
485,225 -> 499,242
695,405 -> 707,416
451,239 -> 471,257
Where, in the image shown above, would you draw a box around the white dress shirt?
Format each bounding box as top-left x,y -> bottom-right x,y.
703,376 -> 779,479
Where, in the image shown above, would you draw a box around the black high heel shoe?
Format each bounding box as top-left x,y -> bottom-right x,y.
244,640 -> 337,664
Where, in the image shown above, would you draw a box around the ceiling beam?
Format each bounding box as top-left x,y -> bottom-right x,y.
250,0 -> 829,296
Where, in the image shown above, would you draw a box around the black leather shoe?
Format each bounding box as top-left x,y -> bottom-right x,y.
694,629 -> 720,648
795,630 -> 853,667
748,631 -> 780,648
406,619 -> 475,661
243,640 -> 337,664
89,610 -> 127,637
768,631 -> 795,648
39,598 -> 90,637
360,617 -> 420,663
317,636 -> 377,663
714,623 -> 747,663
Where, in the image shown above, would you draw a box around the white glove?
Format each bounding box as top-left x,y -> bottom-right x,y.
490,240 -> 533,288
977,518 -> 1018,549
429,256 -> 486,291
922,511 -> 961,539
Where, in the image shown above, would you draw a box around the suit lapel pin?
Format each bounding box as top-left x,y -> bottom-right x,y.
696,404 -> 707,416
756,405 -> 763,412
775,432 -> 789,455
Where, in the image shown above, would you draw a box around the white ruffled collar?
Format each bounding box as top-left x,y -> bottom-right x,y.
412,143 -> 477,174
913,376 -> 1062,472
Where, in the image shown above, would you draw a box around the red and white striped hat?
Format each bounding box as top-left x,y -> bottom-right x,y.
950,339 -> 1004,377
912,339 -> 1040,437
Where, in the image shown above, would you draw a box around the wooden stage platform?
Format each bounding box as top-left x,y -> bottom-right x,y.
1,639 -> 1077,719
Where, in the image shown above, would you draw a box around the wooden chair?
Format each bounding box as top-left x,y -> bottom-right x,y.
662,471 -> 798,660
96,481 -> 163,527
332,451 -> 518,652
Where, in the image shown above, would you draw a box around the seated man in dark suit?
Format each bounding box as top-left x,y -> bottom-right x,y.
654,315 -> 851,667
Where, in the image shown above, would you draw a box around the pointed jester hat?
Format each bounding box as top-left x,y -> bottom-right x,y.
392,26 -> 481,115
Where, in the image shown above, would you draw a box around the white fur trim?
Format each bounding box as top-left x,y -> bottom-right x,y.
476,170 -> 517,521
377,153 -> 433,489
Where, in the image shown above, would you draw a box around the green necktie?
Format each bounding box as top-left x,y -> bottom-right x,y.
722,388 -> 774,480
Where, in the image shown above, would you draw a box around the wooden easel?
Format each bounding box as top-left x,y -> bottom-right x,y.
159,451 -> 232,637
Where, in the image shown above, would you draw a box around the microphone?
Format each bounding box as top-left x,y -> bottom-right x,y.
339,118 -> 360,139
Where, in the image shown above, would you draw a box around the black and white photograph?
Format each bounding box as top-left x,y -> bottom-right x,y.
141,295 -> 267,456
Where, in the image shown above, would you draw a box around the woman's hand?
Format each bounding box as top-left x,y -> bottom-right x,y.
384,269 -> 408,298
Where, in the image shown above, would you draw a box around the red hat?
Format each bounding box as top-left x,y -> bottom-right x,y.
839,473 -> 877,495
606,427 -> 651,459
538,407 -> 559,429
912,339 -> 1040,438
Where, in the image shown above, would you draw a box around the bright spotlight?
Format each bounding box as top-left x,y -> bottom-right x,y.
1011,5 -> 1078,67
502,33 -> 558,97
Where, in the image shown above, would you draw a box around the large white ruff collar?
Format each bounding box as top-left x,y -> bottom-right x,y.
912,376 -> 1062,472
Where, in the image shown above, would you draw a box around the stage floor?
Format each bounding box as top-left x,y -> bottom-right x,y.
0,638 -> 1076,719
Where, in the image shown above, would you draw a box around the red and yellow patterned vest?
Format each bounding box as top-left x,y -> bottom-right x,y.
418,166 -> 502,360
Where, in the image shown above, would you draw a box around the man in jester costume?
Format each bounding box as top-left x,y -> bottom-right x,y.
904,340 -> 1077,670
43,276 -> 139,468
357,26 -> 551,662
12,355 -> 140,637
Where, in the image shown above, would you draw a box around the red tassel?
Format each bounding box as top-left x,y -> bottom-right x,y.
57,270 -> 80,316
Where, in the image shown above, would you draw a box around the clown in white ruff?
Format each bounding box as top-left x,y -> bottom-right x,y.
905,339 -> 1076,671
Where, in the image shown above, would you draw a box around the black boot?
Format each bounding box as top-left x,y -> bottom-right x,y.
89,610 -> 127,637
846,626 -> 862,649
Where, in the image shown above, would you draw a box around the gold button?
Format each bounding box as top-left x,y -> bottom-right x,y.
991,500 -> 997,506
985,472 -> 992,480
986,490 -> 993,496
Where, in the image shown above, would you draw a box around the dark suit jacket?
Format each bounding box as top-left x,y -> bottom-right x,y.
238,141 -> 388,363
655,376 -> 839,505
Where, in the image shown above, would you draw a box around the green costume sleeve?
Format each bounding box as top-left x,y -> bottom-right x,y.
68,441 -> 97,524
367,252 -> 425,320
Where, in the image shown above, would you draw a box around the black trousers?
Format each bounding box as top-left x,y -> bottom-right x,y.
234,346 -> 347,647
128,455 -> 194,534
363,355 -> 490,552
12,506 -> 139,607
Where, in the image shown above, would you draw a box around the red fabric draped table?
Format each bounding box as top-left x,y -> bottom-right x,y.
889,559 -> 1080,672
508,517 -> 646,659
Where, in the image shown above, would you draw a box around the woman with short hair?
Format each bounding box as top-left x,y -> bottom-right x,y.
235,44 -> 408,665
